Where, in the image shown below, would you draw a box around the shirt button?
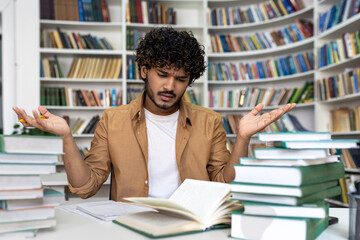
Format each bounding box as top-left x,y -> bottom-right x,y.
145,180 -> 148,184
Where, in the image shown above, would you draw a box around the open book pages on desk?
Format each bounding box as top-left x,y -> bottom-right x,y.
56,200 -> 153,222
114,179 -> 242,238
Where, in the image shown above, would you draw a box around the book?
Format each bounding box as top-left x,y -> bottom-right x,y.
231,211 -> 329,240
113,179 -> 242,238
258,132 -> 331,142
0,218 -> 56,234
274,139 -> 359,149
239,155 -> 339,166
230,180 -> 339,197
231,186 -> 341,205
0,188 -> 44,200
0,152 -> 59,164
0,175 -> 42,190
0,207 -> 55,223
2,189 -> 65,210
254,148 -> 330,159
0,163 -> 56,175
0,135 -> 63,155
242,201 -> 329,218
76,200 -> 153,221
233,161 -> 345,186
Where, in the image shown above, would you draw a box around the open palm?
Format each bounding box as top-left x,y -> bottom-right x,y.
238,103 -> 296,139
12,106 -> 71,137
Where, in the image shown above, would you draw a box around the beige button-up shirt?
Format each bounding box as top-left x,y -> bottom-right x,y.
69,92 -> 231,201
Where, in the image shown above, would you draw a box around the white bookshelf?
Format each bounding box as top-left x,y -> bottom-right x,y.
314,0 -> 360,140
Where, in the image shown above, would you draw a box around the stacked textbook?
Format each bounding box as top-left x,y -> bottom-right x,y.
231,132 -> 358,240
0,135 -> 65,238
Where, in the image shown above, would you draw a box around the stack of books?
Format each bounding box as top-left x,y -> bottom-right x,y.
0,135 -> 66,238
230,132 -> 358,240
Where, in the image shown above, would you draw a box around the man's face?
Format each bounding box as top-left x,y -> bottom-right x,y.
141,66 -> 190,115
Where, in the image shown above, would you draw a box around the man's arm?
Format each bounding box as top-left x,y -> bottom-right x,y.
12,106 -> 90,187
223,103 -> 296,182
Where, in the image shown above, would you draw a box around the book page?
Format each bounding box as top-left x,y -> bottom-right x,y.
169,179 -> 230,225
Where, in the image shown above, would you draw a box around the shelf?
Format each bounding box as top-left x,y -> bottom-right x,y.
318,93 -> 360,104
208,71 -> 315,85
207,37 -> 314,58
40,20 -> 122,28
126,23 -> 204,30
317,14 -> 360,40
208,6 -> 314,31
44,106 -> 112,110
345,168 -> 360,175
40,78 -> 122,83
211,102 -> 314,111
317,54 -> 360,72
40,48 -> 122,55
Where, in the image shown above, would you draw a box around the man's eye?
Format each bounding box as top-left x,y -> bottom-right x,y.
158,74 -> 167,77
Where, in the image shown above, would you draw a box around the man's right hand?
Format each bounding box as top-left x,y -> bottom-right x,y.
12,106 -> 71,137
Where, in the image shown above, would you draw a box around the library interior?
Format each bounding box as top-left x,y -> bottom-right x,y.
0,0 -> 360,239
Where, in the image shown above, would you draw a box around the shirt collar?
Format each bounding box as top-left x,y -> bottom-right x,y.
130,90 -> 192,127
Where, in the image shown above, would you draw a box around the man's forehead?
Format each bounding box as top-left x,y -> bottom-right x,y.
155,67 -> 189,76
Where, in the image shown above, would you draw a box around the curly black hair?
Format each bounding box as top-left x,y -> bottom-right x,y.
136,27 -> 206,85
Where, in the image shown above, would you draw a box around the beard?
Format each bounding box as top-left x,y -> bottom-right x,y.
144,77 -> 186,110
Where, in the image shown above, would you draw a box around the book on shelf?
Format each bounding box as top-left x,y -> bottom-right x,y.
209,19 -> 313,53
208,52 -> 314,81
127,0 -> 176,24
231,211 -> 329,240
183,89 -> 200,105
40,0 -> 110,22
113,179 -> 242,238
208,0 -> 305,26
0,135 -> 63,155
331,106 -> 360,133
341,148 -> 360,168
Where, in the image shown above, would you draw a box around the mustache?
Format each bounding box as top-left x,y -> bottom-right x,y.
158,91 -> 176,98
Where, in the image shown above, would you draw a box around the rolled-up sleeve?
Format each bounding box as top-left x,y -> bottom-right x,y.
68,111 -> 112,198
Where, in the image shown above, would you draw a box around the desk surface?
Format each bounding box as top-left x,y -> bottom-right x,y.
35,208 -> 349,240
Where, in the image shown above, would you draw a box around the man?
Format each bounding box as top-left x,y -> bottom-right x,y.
13,27 -> 295,200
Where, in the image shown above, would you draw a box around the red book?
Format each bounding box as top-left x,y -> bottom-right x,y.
135,0 -> 143,23
100,0 -> 109,22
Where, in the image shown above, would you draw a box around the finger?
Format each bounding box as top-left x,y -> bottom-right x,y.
249,103 -> 264,116
17,108 -> 36,127
38,106 -> 51,118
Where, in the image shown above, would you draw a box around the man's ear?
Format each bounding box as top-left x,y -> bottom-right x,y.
140,66 -> 148,79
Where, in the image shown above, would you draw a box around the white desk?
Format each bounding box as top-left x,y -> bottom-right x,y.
35,208 -> 349,240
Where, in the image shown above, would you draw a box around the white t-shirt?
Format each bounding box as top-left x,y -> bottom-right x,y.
144,108 -> 181,198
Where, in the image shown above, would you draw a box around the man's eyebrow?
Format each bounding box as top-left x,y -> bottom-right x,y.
157,69 -> 189,79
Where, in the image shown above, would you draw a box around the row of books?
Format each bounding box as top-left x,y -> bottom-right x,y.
127,57 -> 140,80
40,56 -> 64,78
0,135 -> 66,237
40,87 -> 122,107
40,0 -> 110,22
68,57 -> 121,79
317,67 -> 360,101
208,81 -> 314,109
331,106 -> 360,132
126,85 -> 143,104
126,29 -> 146,51
340,148 -> 360,169
231,132 -> 352,239
317,29 -> 360,68
127,0 -> 176,25
71,115 -> 100,135
208,0 -> 305,26
183,89 -> 200,106
208,52 -> 314,81
318,0 -> 360,33
209,19 -> 313,53
43,29 -> 113,50
223,113 -> 307,135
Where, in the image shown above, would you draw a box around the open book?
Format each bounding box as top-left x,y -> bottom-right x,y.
113,179 -> 242,238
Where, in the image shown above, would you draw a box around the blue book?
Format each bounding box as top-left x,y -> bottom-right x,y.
279,58 -> 290,75
77,0 -> 85,21
281,0 -> 294,14
298,54 -> 308,71
274,59 -> 284,76
256,62 -> 265,79
215,64 -> 222,80
286,56 -> 296,74
326,5 -> 337,29
40,59 -> 44,77
219,35 -> 230,52
112,89 -> 116,106
128,58 -> 134,79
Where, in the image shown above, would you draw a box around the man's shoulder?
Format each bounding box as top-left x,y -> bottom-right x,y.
183,101 -> 222,119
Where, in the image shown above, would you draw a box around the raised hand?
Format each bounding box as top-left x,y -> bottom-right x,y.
237,103 -> 296,140
12,106 -> 71,137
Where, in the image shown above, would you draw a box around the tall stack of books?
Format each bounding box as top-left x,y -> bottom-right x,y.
230,132 -> 358,240
0,135 -> 65,238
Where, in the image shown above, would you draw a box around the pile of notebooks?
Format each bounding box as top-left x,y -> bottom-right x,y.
0,135 -> 66,238
230,132 -> 358,240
